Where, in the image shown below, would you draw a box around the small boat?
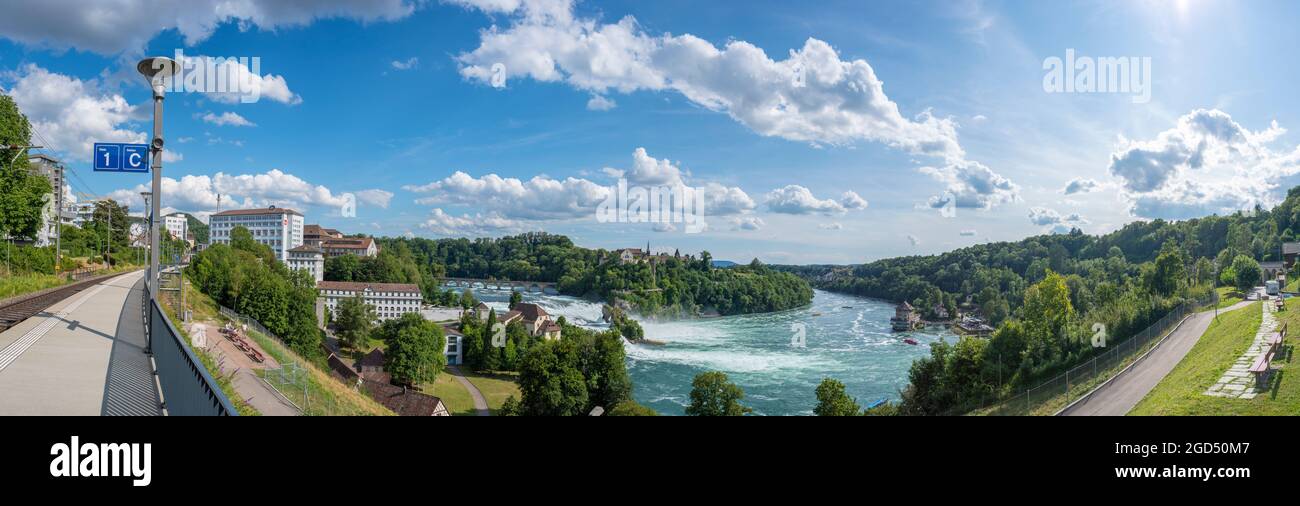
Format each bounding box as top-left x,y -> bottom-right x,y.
903,338 -> 919,345
841,306 -> 854,309
811,312 -> 822,316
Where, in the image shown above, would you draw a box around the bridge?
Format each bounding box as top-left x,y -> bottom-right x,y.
0,270 -> 236,416
441,277 -> 558,293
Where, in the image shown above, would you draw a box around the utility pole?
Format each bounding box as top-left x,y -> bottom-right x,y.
54,163 -> 62,275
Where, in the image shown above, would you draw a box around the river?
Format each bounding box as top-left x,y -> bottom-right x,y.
464,288 -> 957,415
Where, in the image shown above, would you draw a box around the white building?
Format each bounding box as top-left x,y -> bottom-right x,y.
164,214 -> 187,242
442,326 -> 464,365
209,206 -> 304,263
317,281 -> 422,323
321,236 -> 379,258
287,245 -> 325,284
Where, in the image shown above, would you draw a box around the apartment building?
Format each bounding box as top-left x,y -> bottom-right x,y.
164,214 -> 187,241
317,281 -> 422,322
287,245 -> 325,284
208,206 -> 304,262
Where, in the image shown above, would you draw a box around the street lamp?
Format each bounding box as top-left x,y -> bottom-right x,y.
136,57 -> 178,303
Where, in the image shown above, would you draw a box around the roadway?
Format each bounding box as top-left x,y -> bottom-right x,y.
1060,299 -> 1254,416
0,271 -> 160,415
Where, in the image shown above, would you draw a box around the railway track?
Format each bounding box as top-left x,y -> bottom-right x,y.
0,272 -> 132,333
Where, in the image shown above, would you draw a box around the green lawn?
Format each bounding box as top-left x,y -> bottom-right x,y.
427,373 -> 476,416
1215,286 -> 1245,309
461,370 -> 522,414
1131,300 -> 1298,415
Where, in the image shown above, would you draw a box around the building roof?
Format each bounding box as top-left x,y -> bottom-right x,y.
1286,242 -> 1300,255
211,206 -> 303,217
474,301 -> 491,310
441,325 -> 464,337
498,310 -> 522,323
322,228 -> 343,237
304,224 -> 324,236
514,302 -> 549,321
289,245 -> 323,253
357,349 -> 385,369
361,381 -> 446,416
1261,261 -> 1285,269
616,248 -> 644,255
543,322 -> 561,332
322,237 -> 374,249
318,281 -> 420,293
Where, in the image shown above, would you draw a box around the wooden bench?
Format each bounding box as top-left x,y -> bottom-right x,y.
1276,298 -> 1285,311
1267,333 -> 1284,356
1249,351 -> 1275,390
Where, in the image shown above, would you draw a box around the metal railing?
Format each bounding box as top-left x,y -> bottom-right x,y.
976,291 -> 1219,416
144,279 -> 238,416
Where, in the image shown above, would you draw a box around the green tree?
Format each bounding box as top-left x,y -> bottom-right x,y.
517,340 -> 589,416
1231,254 -> 1261,291
382,313 -> 447,386
685,371 -> 751,416
0,95 -> 52,243
607,400 -> 658,416
813,378 -> 861,416
335,293 -> 376,350
480,308 -> 501,371
1149,242 -> 1186,296
509,290 -> 522,309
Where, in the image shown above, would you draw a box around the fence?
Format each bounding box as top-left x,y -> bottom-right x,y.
144,280 -> 239,416
218,305 -> 350,415
977,291 -> 1219,416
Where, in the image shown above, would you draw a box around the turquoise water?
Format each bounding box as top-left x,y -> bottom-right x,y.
464,288 -> 956,416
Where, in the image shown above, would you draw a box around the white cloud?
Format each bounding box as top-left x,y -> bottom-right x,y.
107,169 -> 356,215
173,54 -> 302,105
920,159 -> 1020,210
1106,108 -> 1300,220
0,0 -> 417,54
587,94 -> 616,111
819,222 -> 843,230
201,111 -> 256,127
453,0 -> 963,157
959,229 -> 977,237
6,64 -> 152,162
730,216 -> 765,231
1028,206 -> 1089,232
840,190 -> 868,210
765,185 -> 847,215
355,189 -> 394,209
1061,178 -> 1100,195
419,208 -> 531,237
391,57 -> 419,70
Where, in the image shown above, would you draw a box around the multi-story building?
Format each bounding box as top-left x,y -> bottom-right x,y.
303,224 -> 343,247
442,326 -> 464,365
321,236 -> 379,258
317,281 -> 421,322
208,206 -> 304,263
164,214 -> 187,242
287,245 -> 325,284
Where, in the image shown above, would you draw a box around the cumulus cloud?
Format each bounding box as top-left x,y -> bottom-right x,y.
729,216 -> 765,231
840,190 -> 868,210
106,169 -> 383,217
419,208 -> 531,237
172,54 -> 302,105
391,57 -> 419,70
404,148 -> 755,227
452,0 -> 963,157
765,185 -> 847,215
1061,178 -> 1100,195
355,189 -> 394,209
587,94 -> 616,111
1106,108 -> 1300,219
201,111 -> 256,127
0,0 -> 417,54
920,159 -> 1020,210
1028,206 -> 1089,232
5,64 -> 154,162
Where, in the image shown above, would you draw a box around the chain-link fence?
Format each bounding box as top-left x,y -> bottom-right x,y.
977,291 -> 1219,416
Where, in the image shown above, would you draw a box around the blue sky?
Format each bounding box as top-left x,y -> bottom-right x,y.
3,0 -> 1300,264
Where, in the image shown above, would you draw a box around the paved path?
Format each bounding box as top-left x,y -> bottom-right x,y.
1061,300 -> 1253,416
0,271 -> 160,415
197,327 -> 300,416
447,365 -> 490,416
1205,302 -> 1276,399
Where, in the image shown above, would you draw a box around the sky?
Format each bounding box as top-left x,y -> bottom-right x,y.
3,0 -> 1300,264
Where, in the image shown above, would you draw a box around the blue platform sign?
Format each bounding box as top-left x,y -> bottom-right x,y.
93,142 -> 150,173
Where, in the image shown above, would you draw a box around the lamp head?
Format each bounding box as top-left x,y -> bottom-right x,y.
136,57 -> 179,95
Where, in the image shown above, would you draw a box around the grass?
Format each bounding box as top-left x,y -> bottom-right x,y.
160,288 -> 259,416
180,282 -> 393,416
0,262 -> 142,301
428,373 -> 476,416
461,369 -> 522,414
1215,286 -> 1245,309
1130,300 -> 1299,415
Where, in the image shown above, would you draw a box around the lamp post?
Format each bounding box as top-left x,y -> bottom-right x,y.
136,57 -> 178,303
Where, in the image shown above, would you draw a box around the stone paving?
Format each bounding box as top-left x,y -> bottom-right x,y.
1204,300 -> 1277,399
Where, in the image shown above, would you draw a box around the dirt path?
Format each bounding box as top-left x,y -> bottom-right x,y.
448,365 -> 490,416
192,321 -> 301,416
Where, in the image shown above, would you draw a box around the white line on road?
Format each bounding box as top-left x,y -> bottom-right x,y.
0,282 -> 112,373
